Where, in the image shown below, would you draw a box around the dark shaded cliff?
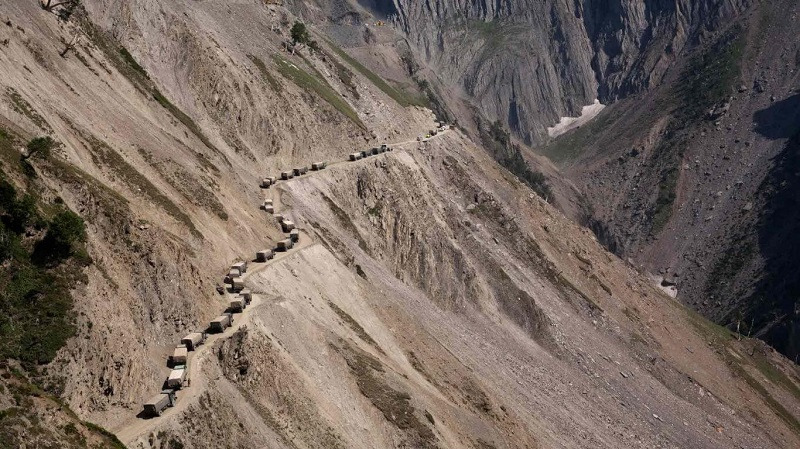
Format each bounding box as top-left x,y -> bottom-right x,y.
537,0 -> 800,360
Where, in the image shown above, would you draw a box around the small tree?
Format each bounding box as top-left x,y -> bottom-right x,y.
32,210 -> 85,264
40,0 -> 81,21
47,210 -> 86,248
24,136 -> 56,159
290,21 -> 310,45
7,194 -> 38,232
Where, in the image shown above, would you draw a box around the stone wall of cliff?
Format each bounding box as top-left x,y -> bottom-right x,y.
388,0 -> 750,144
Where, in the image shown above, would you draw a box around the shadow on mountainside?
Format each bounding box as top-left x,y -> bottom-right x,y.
355,0 -> 399,18
748,94 -> 800,360
753,94 -> 800,139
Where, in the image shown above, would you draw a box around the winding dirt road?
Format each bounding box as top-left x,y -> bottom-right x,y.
114,237 -> 314,445
114,129 -> 448,445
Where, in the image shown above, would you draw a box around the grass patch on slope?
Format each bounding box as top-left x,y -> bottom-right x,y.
271,54 -> 365,129
683,305 -> 800,435
327,301 -> 384,354
675,27 -> 746,121
6,87 -> 53,133
750,351 -> 800,403
334,341 -> 437,448
150,89 -> 218,155
537,107 -> 619,165
703,239 -> 755,297
5,87 -> 52,133
247,54 -> 282,92
730,360 -> 800,435
325,41 -> 426,107
647,25 -> 746,235
118,47 -> 150,80
0,130 -> 89,367
649,165 -> 680,234
80,18 -> 223,158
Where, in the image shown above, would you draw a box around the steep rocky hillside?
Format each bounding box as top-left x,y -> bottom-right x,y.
340,0 -> 751,145
0,0 -> 428,436
304,0 -> 800,360
0,1 -> 798,448
124,129 -> 800,449
538,0 -> 800,360
0,364 -> 126,449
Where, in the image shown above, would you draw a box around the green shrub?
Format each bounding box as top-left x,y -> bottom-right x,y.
32,210 -> 86,264
46,211 -> 86,247
290,21 -> 310,45
7,194 -> 38,232
62,422 -> 78,435
25,137 -> 56,160
0,179 -> 39,233
0,173 -> 84,366
413,76 -> 451,123
0,179 -> 17,210
1,258 -> 78,365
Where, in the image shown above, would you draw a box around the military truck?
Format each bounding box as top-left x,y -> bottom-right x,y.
143,389 -> 176,417
180,332 -> 206,351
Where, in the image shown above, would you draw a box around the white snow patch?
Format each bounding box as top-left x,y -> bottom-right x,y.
547,99 -> 606,138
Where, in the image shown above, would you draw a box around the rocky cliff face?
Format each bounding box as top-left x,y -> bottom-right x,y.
386,0 -> 749,144
371,0 -> 799,362
390,0 -> 597,144
540,0 -> 800,360
582,0 -> 750,99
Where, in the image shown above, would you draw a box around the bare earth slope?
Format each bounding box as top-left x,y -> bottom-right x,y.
0,1 -> 798,448
125,130 -> 800,449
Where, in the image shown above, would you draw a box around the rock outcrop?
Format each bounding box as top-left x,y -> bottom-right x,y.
543,0 -> 800,360
385,0 -> 749,144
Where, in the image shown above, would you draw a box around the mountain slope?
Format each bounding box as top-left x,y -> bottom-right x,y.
351,0 -> 750,145
537,0 -> 800,360
0,1 -> 798,448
